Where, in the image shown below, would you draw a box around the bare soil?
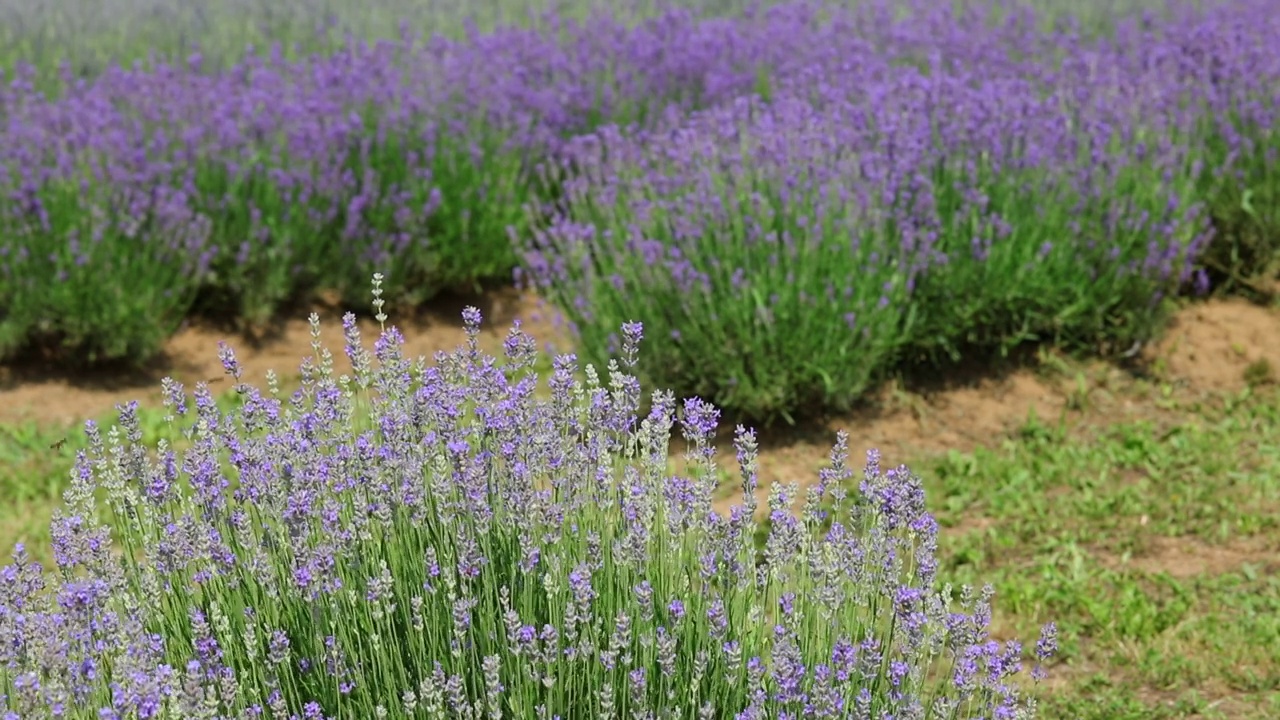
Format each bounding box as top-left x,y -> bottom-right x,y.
1097,535 -> 1280,579
1147,298 -> 1280,392
3,293 -> 1279,584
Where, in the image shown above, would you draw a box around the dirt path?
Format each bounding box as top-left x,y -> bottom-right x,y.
3,293 -> 1279,513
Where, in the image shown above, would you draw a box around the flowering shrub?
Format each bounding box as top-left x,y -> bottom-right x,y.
0,276 -> 1055,719
524,0 -> 1280,423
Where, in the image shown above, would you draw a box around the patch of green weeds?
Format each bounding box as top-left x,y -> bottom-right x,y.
1244,357 -> 1275,387
926,388 -> 1280,717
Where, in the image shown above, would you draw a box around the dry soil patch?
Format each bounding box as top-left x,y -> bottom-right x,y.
2,297 -> 1279,510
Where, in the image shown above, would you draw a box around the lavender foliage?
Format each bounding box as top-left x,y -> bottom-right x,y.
0,277 -> 1054,719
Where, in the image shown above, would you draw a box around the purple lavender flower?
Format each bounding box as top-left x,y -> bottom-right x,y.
667,598 -> 686,624
1033,622 -> 1059,681
216,341 -> 242,383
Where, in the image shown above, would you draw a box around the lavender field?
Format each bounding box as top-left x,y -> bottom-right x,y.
0,1 -> 1278,718
1,0 -> 1277,422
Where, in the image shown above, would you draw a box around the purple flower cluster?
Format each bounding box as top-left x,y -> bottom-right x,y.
0,277 -> 1056,718
523,0 -> 1280,421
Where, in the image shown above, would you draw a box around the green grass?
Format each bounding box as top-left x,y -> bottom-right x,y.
922,388 -> 1280,718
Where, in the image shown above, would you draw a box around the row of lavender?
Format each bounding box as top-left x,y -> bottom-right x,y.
0,3 -> 832,365
2,1 -> 1278,414
523,0 -> 1280,420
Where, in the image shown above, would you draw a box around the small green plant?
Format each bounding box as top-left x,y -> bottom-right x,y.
1243,357 -> 1275,387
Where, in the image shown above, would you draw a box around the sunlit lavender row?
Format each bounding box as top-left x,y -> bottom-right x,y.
524,0 -> 1278,420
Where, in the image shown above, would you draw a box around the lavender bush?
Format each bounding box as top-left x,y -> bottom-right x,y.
1169,1 -> 1280,295
524,94 -> 919,423
0,276 -> 1056,719
523,0 -> 1280,423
